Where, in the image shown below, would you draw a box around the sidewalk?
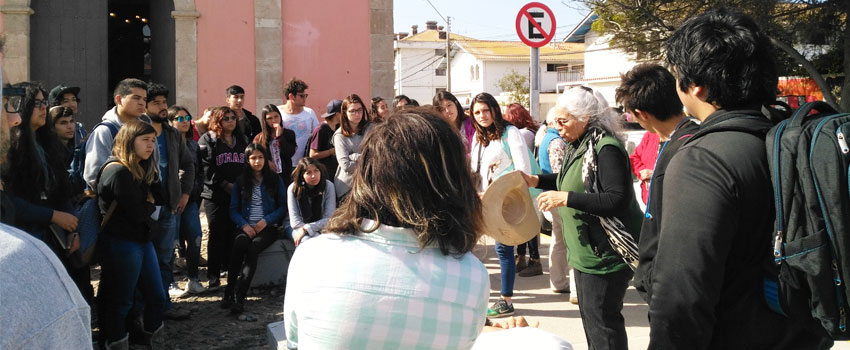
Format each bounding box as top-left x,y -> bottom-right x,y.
477,235 -> 850,350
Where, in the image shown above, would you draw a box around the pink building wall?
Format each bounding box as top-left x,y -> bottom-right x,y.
282,0 -> 372,115
196,1 -> 257,115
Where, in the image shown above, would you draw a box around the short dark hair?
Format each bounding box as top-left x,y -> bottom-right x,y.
226,85 -> 245,97
146,82 -> 169,103
325,107 -> 483,256
113,78 -> 148,98
615,63 -> 683,121
665,8 -> 778,109
283,78 -> 308,100
391,95 -> 411,111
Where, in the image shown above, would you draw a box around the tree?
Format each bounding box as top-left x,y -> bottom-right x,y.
497,70 -> 530,108
573,0 -> 849,111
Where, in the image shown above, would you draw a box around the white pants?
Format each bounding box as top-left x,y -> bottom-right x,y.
548,209 -> 574,292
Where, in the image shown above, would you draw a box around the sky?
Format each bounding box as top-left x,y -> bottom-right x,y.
393,0 -> 590,42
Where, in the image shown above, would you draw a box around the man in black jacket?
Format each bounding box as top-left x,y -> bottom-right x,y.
648,9 -> 831,349
226,85 -> 261,141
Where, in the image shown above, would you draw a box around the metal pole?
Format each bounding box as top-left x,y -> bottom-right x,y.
530,47 -> 540,121
446,16 -> 451,92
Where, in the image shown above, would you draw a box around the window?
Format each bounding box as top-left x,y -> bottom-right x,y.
547,64 -> 556,72
475,65 -> 480,80
470,66 -> 474,80
435,49 -> 446,57
435,68 -> 446,76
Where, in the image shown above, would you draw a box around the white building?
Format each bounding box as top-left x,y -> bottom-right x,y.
558,13 -> 644,107
394,21 -> 583,113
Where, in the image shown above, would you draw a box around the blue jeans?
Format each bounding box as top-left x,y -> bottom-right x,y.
179,202 -> 203,279
494,242 -> 516,297
99,237 -> 165,342
154,209 -> 179,308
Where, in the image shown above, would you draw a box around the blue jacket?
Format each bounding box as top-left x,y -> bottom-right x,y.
229,177 -> 287,229
538,127 -> 563,174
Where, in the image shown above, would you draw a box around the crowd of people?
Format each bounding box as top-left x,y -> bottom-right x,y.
0,7 -> 840,350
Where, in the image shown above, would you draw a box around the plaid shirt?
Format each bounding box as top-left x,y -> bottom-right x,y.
284,220 -> 490,349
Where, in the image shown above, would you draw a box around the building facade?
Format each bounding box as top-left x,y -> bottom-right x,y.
0,0 -> 394,127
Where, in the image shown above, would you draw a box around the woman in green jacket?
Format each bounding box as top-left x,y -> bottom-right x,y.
523,86 -> 643,350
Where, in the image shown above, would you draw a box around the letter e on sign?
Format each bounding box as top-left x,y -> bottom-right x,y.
515,2 -> 556,48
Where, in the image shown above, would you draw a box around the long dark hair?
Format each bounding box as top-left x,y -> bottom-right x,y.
340,94 -> 370,137
290,157 -> 328,200
470,92 -> 508,146
238,143 -> 279,204
325,107 -> 482,257
432,91 -> 466,130
4,82 -> 70,203
255,104 -> 282,147
166,105 -> 193,139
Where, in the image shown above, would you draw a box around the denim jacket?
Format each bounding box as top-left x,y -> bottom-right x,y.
229,176 -> 287,229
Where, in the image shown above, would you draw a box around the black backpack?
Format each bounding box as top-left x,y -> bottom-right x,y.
69,121 -> 120,192
764,101 -> 850,339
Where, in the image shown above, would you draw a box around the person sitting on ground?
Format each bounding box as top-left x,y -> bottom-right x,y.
284,107 -> 489,349
224,143 -> 288,314
287,157 -> 336,246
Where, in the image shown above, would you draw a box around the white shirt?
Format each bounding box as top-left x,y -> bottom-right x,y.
279,106 -> 319,167
469,125 -> 533,192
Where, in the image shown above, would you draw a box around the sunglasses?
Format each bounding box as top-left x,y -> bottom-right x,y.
2,87 -> 25,114
173,115 -> 192,122
221,116 -> 236,122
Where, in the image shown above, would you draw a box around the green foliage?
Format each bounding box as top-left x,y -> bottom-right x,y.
573,0 -> 849,111
497,70 -> 530,108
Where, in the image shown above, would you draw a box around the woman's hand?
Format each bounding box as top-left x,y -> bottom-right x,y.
537,191 -> 569,212
242,224 -> 257,238
639,169 -> 652,182
51,210 -> 78,231
253,219 -> 267,233
293,228 -> 307,246
520,171 -> 539,188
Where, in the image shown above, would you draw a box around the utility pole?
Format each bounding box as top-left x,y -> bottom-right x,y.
446,16 -> 451,92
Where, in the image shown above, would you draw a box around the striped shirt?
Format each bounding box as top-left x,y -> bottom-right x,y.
247,185 -> 264,225
284,219 -> 490,349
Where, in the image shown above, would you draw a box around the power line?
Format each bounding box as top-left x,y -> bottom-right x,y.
423,0 -> 447,23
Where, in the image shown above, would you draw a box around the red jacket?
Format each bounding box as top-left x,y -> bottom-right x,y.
629,131 -> 660,204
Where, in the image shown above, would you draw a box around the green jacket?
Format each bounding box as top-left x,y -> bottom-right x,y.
557,131 -> 643,274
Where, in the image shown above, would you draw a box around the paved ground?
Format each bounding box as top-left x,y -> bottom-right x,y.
476,235 -> 850,350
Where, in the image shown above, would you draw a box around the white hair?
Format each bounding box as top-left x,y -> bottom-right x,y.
555,86 -> 625,143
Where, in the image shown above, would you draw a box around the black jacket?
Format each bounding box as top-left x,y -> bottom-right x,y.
239,109 -> 262,142
198,131 -> 248,202
647,110 -> 829,349
633,119 -> 699,303
97,159 -> 162,243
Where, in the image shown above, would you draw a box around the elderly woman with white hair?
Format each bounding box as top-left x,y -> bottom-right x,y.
523,86 -> 643,350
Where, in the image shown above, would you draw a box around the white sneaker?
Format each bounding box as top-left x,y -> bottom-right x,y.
185,278 -> 206,294
169,282 -> 187,298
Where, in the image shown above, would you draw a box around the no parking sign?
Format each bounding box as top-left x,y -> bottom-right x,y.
515,2 -> 557,48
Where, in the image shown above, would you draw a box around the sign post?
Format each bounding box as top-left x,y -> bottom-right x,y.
516,2 -> 556,122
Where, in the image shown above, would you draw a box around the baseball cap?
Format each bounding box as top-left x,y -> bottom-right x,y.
48,84 -> 81,107
321,99 -> 342,119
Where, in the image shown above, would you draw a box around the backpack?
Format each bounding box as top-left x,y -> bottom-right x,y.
764,101 -> 850,339
69,121 -> 120,192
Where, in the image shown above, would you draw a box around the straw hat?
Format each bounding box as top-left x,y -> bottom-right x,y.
482,170 -> 541,245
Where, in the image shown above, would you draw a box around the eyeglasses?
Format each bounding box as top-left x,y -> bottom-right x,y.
296,93 -> 308,98
554,118 -> 572,127
347,108 -> 364,115
33,99 -> 48,108
174,115 -> 192,122
221,116 -> 236,122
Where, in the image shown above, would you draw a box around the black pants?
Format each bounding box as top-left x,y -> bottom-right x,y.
225,226 -> 278,298
203,198 -> 234,281
575,267 -> 632,350
516,235 -> 540,259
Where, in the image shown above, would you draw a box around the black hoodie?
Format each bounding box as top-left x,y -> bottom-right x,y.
198,131 -> 248,202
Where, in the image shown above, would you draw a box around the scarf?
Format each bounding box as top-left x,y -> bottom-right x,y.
581,127 -> 640,270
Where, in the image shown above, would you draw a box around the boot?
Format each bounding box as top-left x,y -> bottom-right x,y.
140,323 -> 163,350
518,258 -> 543,277
515,255 -> 528,273
104,335 -> 129,350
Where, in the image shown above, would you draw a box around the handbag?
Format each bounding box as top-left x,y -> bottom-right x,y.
498,128 -> 543,200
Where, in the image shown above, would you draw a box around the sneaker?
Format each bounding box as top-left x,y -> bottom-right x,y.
185,278 -> 206,294
518,259 -> 543,277
515,255 -> 528,273
486,299 -> 515,318
168,282 -> 187,298
207,278 -> 221,291
551,288 -> 571,294
162,306 -> 191,320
